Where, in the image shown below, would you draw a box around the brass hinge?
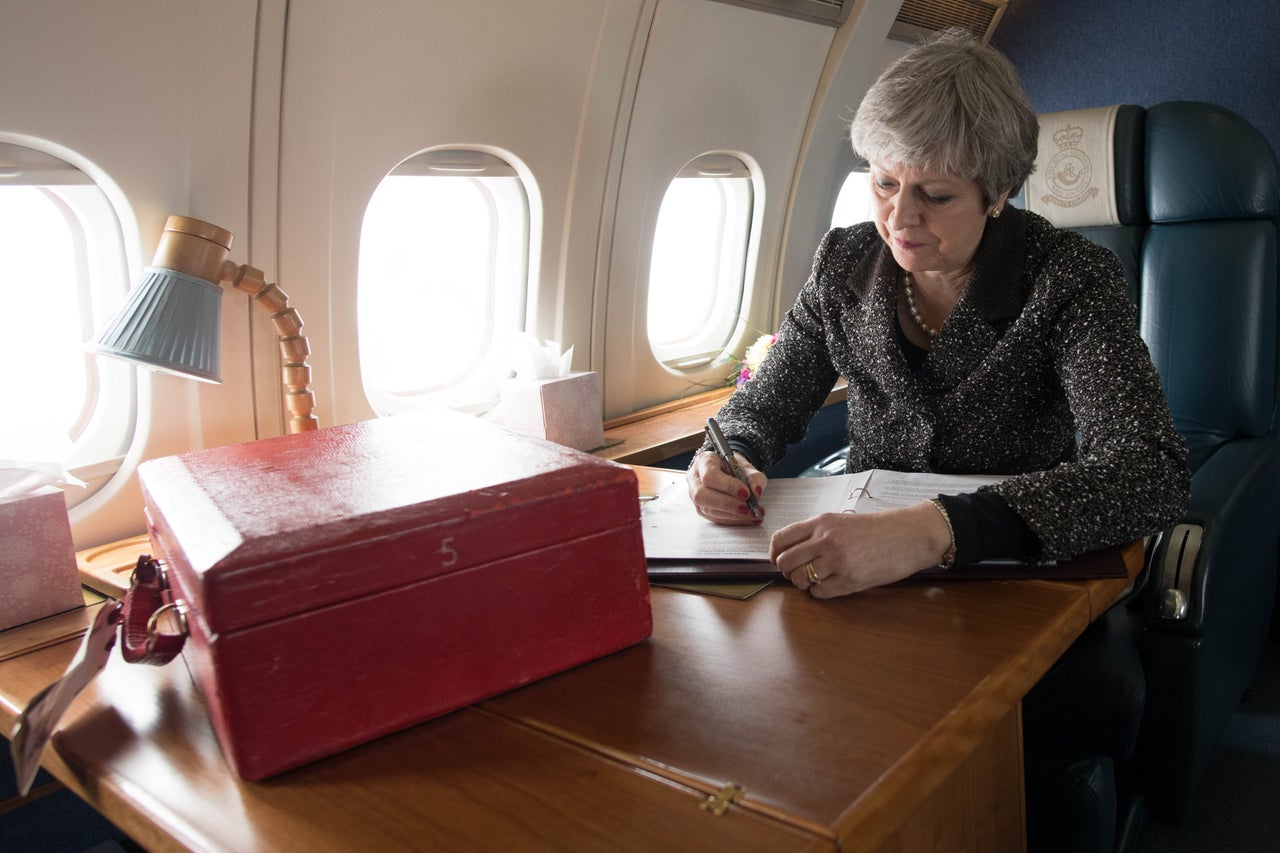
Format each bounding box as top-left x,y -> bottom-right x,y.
699,782 -> 746,816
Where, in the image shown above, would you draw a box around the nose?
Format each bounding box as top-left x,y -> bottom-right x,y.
886,192 -> 921,230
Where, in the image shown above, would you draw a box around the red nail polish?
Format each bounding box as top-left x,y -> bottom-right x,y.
737,504 -> 749,515
737,488 -> 749,500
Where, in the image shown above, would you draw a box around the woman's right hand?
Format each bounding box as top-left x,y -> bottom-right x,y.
686,450 -> 767,525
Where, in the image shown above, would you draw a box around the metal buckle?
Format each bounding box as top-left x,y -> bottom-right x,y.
146,600 -> 188,640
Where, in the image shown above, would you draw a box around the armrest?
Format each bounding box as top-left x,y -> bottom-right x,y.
1136,435 -> 1278,824
1145,435 -> 1279,636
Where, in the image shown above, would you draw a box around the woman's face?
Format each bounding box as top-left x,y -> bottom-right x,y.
869,162 -> 1007,280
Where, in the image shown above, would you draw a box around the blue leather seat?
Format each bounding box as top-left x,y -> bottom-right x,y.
1027,100 -> 1279,842
1131,101 -> 1279,828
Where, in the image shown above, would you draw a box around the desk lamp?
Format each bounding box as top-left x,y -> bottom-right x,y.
88,215 -> 318,433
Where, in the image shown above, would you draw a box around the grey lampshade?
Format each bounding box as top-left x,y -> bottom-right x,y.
87,266 -> 223,383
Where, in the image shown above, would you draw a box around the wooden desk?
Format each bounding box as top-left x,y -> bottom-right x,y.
485,580 -> 1121,852
3,476 -> 1139,852
0,627 -> 823,852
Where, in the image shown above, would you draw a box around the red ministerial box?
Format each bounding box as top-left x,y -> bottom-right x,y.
136,410 -> 651,780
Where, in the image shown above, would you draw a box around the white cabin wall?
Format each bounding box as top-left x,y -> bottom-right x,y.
776,1 -> 906,317
272,0 -> 914,425
247,0 -> 292,439
600,0 -> 834,417
0,0 -> 262,547
0,0 -> 916,546
275,0 -> 650,429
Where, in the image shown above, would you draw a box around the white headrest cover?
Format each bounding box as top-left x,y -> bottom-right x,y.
1025,104 -> 1121,228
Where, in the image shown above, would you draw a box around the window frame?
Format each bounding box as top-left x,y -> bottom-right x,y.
646,152 -> 756,371
0,142 -> 135,505
830,160 -> 874,229
356,148 -> 532,416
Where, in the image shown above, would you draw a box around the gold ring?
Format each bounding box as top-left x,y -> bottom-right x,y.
805,561 -> 820,585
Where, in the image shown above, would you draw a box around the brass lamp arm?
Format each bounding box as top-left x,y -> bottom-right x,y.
220,262 -> 318,434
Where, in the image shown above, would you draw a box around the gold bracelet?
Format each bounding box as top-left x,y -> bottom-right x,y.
929,498 -> 957,570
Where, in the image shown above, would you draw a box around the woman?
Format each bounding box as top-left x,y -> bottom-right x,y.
687,30 -> 1189,595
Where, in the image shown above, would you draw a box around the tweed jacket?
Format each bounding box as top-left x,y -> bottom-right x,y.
714,207 -> 1190,561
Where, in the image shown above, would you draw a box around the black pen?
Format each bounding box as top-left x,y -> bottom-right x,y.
705,417 -> 763,519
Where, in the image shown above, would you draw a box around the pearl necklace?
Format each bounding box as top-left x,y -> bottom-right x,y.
902,272 -> 940,339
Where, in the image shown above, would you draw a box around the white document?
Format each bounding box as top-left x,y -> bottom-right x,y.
641,469 -> 1006,561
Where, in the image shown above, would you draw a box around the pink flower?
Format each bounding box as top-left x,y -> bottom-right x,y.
728,332 -> 778,387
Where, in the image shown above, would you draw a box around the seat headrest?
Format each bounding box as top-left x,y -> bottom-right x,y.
1146,101 -> 1280,223
1024,104 -> 1145,228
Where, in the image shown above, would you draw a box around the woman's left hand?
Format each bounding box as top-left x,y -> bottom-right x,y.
769,501 -> 952,597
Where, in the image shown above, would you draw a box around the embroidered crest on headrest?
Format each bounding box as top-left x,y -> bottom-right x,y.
1043,124 -> 1100,209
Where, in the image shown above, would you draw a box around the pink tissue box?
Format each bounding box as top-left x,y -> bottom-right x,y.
0,487 -> 84,632
499,371 -> 606,452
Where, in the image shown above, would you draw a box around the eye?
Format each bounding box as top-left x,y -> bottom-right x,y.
923,191 -> 953,204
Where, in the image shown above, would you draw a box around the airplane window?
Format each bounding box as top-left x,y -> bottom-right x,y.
358,149 -> 530,414
0,143 -> 134,499
648,153 -> 754,370
831,168 -> 874,227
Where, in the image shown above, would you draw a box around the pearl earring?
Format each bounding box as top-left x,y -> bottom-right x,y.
990,207 -> 1002,218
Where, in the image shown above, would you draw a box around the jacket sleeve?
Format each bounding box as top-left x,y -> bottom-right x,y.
699,229 -> 848,470
988,237 -> 1190,560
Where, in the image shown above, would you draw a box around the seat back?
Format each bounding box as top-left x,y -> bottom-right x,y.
1028,101 -> 1280,829
1140,101 -> 1280,471
1026,100 -> 1279,469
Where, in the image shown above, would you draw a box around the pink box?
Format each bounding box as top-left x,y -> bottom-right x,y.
499,371 -> 606,452
0,487 -> 84,631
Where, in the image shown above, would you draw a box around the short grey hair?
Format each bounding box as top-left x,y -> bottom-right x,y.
849,28 -> 1038,204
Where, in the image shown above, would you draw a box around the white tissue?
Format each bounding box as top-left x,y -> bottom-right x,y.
509,333 -> 574,380
484,334 -> 603,451
0,426 -> 87,502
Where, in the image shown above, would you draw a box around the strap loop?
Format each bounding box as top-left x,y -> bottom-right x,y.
121,555 -> 188,665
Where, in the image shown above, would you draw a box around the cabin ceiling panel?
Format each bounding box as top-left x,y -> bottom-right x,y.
707,0 -> 853,26
891,0 -> 1008,43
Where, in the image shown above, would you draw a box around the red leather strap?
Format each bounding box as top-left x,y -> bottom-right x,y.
121,556 -> 187,665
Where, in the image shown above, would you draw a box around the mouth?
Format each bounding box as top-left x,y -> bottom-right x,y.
893,236 -> 925,251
